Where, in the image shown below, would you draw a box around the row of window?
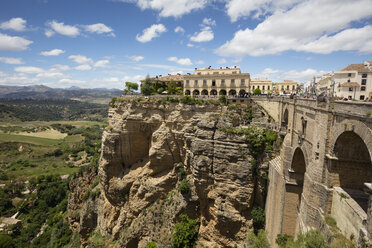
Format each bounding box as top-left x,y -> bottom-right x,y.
280,85 -> 296,90
251,85 -> 271,90
349,87 -> 366,91
347,73 -> 368,78
185,79 -> 246,87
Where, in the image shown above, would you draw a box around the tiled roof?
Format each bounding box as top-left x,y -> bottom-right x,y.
340,82 -> 360,87
340,63 -> 372,73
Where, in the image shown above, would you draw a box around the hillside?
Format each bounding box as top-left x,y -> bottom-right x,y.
0,85 -> 122,103
0,98 -> 109,122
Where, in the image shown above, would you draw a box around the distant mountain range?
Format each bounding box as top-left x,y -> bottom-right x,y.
0,85 -> 122,101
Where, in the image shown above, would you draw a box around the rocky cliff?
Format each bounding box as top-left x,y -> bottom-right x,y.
68,98 -> 277,247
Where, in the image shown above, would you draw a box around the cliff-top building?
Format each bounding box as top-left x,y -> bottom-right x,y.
250,79 -> 273,94
334,61 -> 372,100
276,80 -> 298,94
183,66 -> 251,97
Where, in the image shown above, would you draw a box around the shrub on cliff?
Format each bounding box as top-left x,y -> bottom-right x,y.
172,214 -> 199,248
146,241 -> 158,248
252,207 -> 265,233
179,179 -> 190,195
245,230 -> 270,248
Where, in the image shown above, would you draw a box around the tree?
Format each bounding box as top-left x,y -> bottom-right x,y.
124,82 -> 139,93
252,207 -> 265,233
141,76 -> 154,96
167,80 -> 178,95
245,230 -> 270,248
253,88 -> 262,95
172,214 -> 199,248
0,234 -> 14,248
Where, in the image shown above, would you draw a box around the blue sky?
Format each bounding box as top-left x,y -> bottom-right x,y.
0,0 -> 372,89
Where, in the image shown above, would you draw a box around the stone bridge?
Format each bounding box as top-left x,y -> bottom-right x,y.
251,97 -> 372,245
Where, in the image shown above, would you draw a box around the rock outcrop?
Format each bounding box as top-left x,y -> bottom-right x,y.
68,98 -> 276,247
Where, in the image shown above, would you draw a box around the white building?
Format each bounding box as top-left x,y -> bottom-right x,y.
334,61 -> 372,100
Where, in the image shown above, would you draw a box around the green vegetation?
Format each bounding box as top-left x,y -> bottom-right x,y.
275,230 -> 329,248
180,96 -> 204,105
0,98 -> 108,122
252,207 -> 265,233
141,76 -> 154,95
276,234 -> 294,247
146,241 -> 159,248
0,175 -> 72,247
245,230 -> 270,248
172,214 -> 199,248
254,88 -> 262,95
179,179 -> 190,195
220,125 -> 278,157
124,81 -> 139,93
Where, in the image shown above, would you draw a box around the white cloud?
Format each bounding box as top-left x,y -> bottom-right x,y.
168,56 -> 193,66
94,60 -> 110,68
202,18 -> 216,26
0,33 -> 32,51
0,17 -> 27,31
36,72 -> 64,78
253,67 -> 328,82
174,26 -> 185,33
136,24 -> 167,42
51,64 -> 71,71
190,26 -> 214,42
0,57 -> 24,64
187,43 -> 194,47
217,58 -> 227,64
58,78 -> 86,86
40,49 -> 65,56
68,54 -> 93,64
216,0 -> 372,57
128,55 -> 144,62
45,30 -> 54,38
14,66 -> 44,74
84,23 -> 115,37
195,60 -> 204,65
46,20 -> 80,37
75,64 -> 92,71
226,0 -> 300,22
120,0 -> 208,18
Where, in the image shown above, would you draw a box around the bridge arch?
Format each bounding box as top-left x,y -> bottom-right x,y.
282,147 -> 307,236
328,121 -> 372,190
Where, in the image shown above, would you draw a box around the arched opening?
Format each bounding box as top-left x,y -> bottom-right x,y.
219,89 -> 226,96
210,89 -> 217,96
328,131 -> 372,239
239,89 -> 246,97
185,90 -> 190,95
229,89 -> 237,96
282,148 -> 306,236
201,89 -> 208,96
192,90 -> 200,96
282,109 -> 289,130
330,131 -> 371,190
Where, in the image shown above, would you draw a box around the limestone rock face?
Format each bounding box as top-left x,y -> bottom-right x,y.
70,99 -> 274,247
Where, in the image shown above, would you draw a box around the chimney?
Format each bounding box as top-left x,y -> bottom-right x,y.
234,66 -> 236,68
195,68 -> 197,70
220,67 -> 222,69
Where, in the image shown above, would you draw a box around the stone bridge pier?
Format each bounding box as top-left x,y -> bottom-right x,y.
252,97 -> 372,246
